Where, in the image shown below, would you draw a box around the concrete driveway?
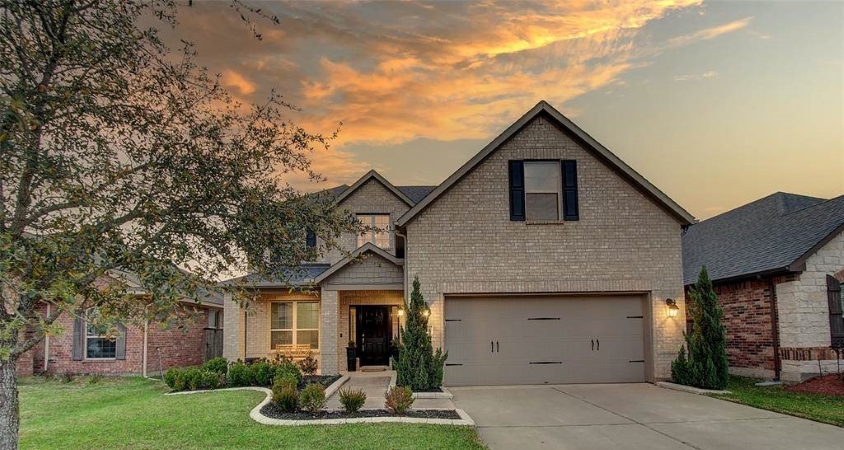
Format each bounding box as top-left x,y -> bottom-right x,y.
451,383 -> 844,450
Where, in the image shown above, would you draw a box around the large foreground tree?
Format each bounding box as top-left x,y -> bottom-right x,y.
0,1 -> 356,447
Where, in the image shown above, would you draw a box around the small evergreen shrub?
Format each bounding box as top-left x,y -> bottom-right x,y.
273,359 -> 303,385
384,386 -> 414,415
253,360 -> 274,386
183,367 -> 204,390
164,368 -> 180,389
300,383 -> 327,414
298,354 -> 318,376
338,387 -> 366,414
393,276 -> 448,390
272,374 -> 299,412
228,362 -> 254,387
671,345 -> 692,386
200,370 -> 223,390
202,357 -> 229,375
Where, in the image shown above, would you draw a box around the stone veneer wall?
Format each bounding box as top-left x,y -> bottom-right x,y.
336,290 -> 403,368
405,115 -> 687,381
321,178 -> 411,265
776,230 -> 844,382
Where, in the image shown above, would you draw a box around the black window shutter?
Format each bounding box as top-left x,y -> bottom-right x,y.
72,313 -> 84,361
306,229 -> 316,248
828,275 -> 843,347
508,160 -> 525,221
115,322 -> 127,360
562,160 -> 579,221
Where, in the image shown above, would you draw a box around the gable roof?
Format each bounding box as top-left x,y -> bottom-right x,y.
335,170 -> 415,206
313,242 -> 403,284
396,101 -> 695,227
397,186 -> 437,204
221,263 -> 330,288
682,192 -> 844,285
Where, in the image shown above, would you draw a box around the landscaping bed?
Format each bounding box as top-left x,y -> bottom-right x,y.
412,387 -> 444,393
260,403 -> 460,420
300,374 -> 340,391
785,374 -> 844,397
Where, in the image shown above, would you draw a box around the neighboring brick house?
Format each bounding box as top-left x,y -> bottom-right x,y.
16,273 -> 224,377
224,101 -> 696,385
683,192 -> 844,382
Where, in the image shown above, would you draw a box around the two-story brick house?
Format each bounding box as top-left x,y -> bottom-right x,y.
223,101 -> 696,385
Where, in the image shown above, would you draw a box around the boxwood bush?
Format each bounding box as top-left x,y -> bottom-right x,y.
227,362 -> 254,387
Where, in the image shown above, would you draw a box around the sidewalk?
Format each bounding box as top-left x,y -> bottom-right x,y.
327,370 -> 456,410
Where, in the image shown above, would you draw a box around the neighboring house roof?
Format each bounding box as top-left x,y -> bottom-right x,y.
221,263 -> 330,288
335,170 -> 415,206
682,192 -> 844,285
108,269 -> 225,307
313,242 -> 403,284
396,100 -> 696,227
397,186 -> 437,204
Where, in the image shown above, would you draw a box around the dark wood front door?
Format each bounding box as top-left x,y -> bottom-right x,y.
357,306 -> 391,366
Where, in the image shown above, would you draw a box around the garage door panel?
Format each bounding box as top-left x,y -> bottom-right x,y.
445,295 -> 646,386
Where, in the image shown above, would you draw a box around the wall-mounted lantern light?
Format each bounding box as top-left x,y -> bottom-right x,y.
397,306 -> 404,317
422,306 -> 431,318
666,298 -> 679,318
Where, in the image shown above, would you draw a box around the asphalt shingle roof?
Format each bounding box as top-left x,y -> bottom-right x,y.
682,192 -> 844,285
327,184 -> 436,204
225,263 -> 330,287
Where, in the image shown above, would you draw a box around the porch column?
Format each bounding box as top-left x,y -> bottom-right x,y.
320,290 -> 339,374
222,293 -> 244,361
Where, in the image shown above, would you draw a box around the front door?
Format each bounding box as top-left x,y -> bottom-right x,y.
357,306 -> 391,366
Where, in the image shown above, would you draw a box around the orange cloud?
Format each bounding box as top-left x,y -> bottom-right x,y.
222,70 -> 257,95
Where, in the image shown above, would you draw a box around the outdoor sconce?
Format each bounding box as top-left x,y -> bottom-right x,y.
422,306 -> 431,318
397,306 -> 404,317
666,299 -> 679,318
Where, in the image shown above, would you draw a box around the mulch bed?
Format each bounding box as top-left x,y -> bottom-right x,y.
412,387 -> 443,393
260,403 -> 460,421
298,375 -> 340,391
784,374 -> 844,397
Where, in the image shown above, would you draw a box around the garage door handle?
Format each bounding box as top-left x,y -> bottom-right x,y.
491,341 -> 494,353
496,341 -> 499,353
591,339 -> 594,351
597,339 -> 600,351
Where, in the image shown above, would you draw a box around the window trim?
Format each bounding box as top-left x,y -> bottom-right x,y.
356,214 -> 392,249
268,301 -> 321,351
84,308 -> 117,360
523,160 -> 563,221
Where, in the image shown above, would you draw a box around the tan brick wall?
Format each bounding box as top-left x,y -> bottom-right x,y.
325,253 -> 403,286
404,115 -> 687,380
242,290 -> 320,360
336,290 -> 403,366
321,178 -> 410,265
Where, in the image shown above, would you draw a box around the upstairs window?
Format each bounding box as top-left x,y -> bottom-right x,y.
524,161 -> 562,221
509,160 -> 578,221
357,214 -> 391,249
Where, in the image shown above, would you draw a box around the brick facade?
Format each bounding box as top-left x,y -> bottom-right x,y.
16,303 -> 218,377
405,115 -> 687,381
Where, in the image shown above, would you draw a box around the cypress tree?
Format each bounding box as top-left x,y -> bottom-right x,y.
393,276 -> 448,390
672,266 -> 729,389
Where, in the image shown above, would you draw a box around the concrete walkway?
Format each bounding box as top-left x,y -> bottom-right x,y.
452,383 -> 844,450
327,370 -> 457,410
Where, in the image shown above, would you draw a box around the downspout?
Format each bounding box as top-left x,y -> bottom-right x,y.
44,303 -> 50,373
768,277 -> 782,381
243,309 -> 248,360
142,319 -> 149,378
395,228 -> 409,305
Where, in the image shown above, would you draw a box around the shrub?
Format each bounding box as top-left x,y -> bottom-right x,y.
200,370 -> 223,390
671,266 -> 729,390
273,359 -> 302,386
253,360 -> 274,386
394,276 -> 448,390
228,362 -> 254,387
272,375 -> 299,412
384,386 -> 414,415
183,367 -> 204,390
300,383 -> 327,414
338,387 -> 366,414
298,354 -> 318,376
202,357 -> 229,375
164,368 -> 180,389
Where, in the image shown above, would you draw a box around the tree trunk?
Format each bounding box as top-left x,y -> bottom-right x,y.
0,358 -> 19,450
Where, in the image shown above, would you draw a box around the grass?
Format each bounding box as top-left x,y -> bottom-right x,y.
18,376 -> 486,450
712,376 -> 844,427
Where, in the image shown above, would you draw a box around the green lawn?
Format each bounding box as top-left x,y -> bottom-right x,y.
18,377 -> 486,450
712,376 -> 844,427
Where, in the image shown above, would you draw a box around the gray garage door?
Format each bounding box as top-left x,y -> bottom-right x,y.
444,295 -> 646,386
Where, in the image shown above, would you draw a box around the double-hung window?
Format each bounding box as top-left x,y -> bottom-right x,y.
270,301 -> 320,349
85,308 -> 116,359
357,214 -> 391,249
509,160 -> 578,221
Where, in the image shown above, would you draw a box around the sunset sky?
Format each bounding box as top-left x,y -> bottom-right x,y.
174,1 -> 842,219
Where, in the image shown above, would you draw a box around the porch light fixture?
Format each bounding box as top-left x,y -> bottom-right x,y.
666,299 -> 679,318
422,306 -> 431,318
397,306 -> 404,317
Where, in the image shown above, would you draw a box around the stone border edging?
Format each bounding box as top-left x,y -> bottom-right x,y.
324,375 -> 350,399
164,383 -> 475,427
412,387 -> 454,399
656,381 -> 731,395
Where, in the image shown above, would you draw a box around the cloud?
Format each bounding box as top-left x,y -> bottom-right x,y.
221,70 -> 257,95
666,17 -> 753,48
674,70 -> 719,81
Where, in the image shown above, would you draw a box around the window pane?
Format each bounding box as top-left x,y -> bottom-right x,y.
297,302 -> 320,329
374,215 -> 390,228
297,330 -> 319,349
87,338 -> 116,358
525,162 -> 560,192
270,330 -> 293,347
526,193 -> 559,221
270,302 -> 292,330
